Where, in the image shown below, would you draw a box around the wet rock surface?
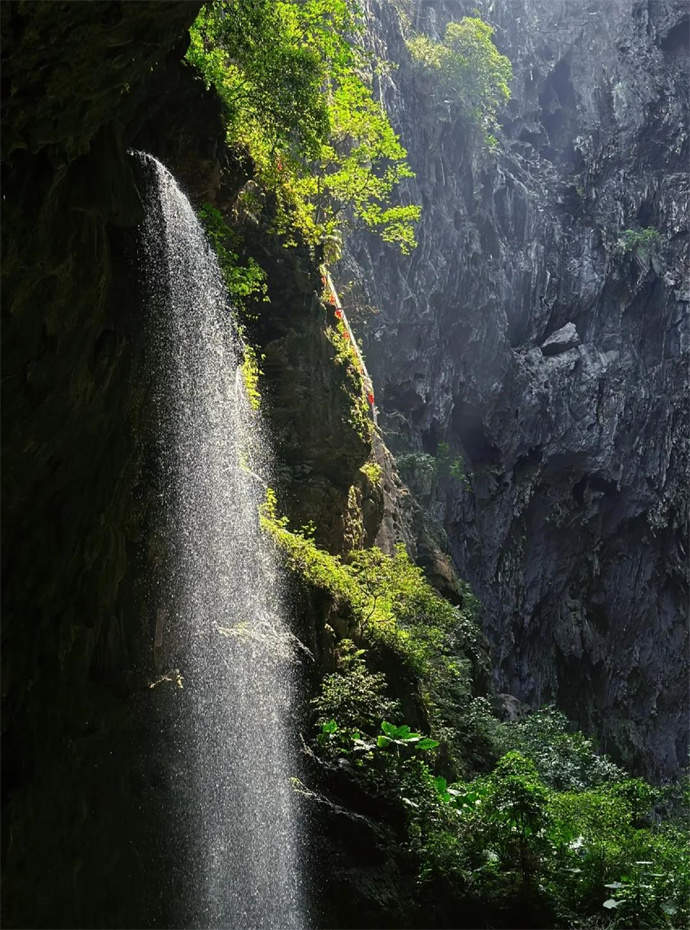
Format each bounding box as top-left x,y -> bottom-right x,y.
343,0 -> 689,777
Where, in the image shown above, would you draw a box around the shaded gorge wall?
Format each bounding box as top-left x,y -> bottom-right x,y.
1,4 -> 218,926
342,0 -> 689,778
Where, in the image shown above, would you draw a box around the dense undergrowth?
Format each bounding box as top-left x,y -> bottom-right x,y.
262,494 -> 689,929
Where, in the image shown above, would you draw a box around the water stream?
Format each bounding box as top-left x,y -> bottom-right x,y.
136,152 -> 304,930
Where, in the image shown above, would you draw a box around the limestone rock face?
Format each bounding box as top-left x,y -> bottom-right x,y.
343,0 -> 689,777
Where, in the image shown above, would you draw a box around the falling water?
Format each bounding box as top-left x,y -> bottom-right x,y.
135,152 -> 304,929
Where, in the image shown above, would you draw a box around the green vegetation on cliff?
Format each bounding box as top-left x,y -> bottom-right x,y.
184,6 -> 686,929
261,489 -> 689,929
187,0 -> 420,252
260,488 -> 480,691
198,202 -> 267,307
407,16 -> 512,145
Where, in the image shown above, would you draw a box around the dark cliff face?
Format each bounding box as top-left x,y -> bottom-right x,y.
2,4 -> 210,925
2,4 -> 382,924
344,0 -> 689,777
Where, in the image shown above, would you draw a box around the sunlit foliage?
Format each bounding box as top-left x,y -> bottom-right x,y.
187,0 -> 420,252
407,17 -> 512,144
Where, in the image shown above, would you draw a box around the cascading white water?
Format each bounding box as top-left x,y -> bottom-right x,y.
136,152 -> 304,930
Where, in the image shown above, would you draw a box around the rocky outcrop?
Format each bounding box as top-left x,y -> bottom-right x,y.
239,231 -> 376,555
343,0 -> 689,777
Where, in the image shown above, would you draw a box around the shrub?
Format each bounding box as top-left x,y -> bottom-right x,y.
397,444 -> 470,491
311,639 -> 400,732
619,226 -> 661,257
187,0 -> 420,252
359,461 -> 382,485
407,17 -> 512,144
498,706 -> 625,791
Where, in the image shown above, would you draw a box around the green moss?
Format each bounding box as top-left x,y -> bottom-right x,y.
198,202 -> 267,311
324,323 -> 373,445
359,461 -> 382,485
241,344 -> 263,410
344,482 -> 365,550
260,488 -> 482,727
260,488 -> 363,607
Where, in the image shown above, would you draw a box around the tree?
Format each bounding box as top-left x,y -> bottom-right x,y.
498,706 -> 624,791
407,17 -> 512,144
187,0 -> 420,252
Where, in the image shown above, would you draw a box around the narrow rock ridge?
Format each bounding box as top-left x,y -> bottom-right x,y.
342,0 -> 689,777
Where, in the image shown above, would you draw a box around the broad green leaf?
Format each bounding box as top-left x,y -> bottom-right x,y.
416,737 -> 440,750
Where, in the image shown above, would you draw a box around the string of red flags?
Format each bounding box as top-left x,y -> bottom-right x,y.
319,264 -> 377,423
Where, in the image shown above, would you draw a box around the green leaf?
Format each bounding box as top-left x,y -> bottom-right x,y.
377,734 -> 392,748
416,737 -> 440,750
381,720 -> 397,737
603,899 -> 621,910
322,718 -> 338,734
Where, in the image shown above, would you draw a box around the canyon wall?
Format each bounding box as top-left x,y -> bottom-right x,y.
343,0 -> 689,777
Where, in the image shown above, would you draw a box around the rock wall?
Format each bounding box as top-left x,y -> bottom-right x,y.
343,0 -> 689,777
2,3 -> 392,923
2,4 -> 211,925
3,2 -> 687,926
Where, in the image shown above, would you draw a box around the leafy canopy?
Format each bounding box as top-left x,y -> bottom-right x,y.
498,705 -> 625,791
187,0 -> 420,252
407,17 -> 512,144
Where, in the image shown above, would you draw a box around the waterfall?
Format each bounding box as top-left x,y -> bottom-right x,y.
135,152 -> 305,930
